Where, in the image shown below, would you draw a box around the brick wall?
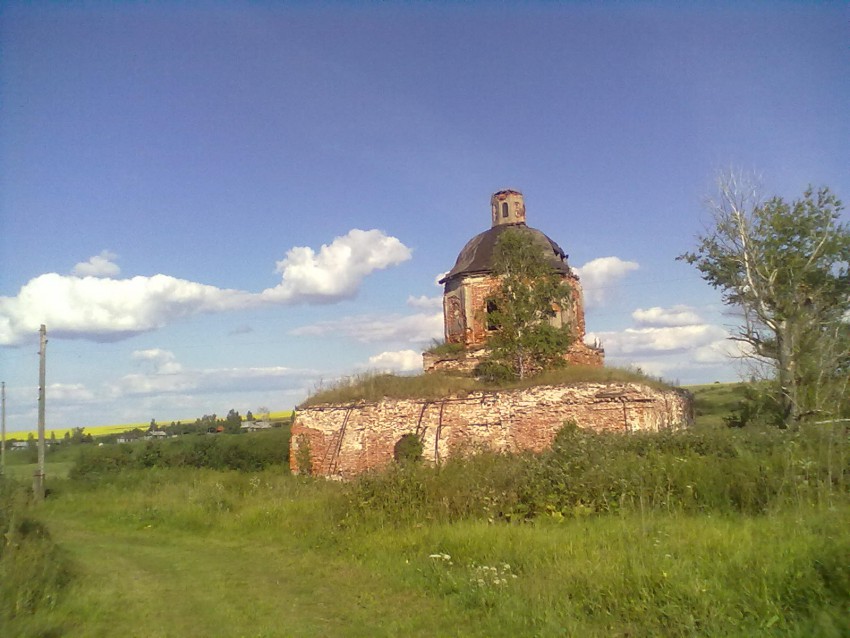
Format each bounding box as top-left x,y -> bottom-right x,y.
290,382 -> 693,478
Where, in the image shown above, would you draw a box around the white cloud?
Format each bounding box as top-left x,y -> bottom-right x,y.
3,353 -> 319,431
132,348 -> 183,374
0,273 -> 249,345
291,311 -> 442,344
692,337 -> 752,364
575,256 -> 639,307
48,382 -> 96,403
110,362 -> 312,398
589,324 -> 728,356
0,229 -> 411,346
72,250 -> 121,277
580,297 -> 744,384
632,305 -> 702,327
262,229 -> 411,303
407,295 -> 442,311
367,349 -> 423,372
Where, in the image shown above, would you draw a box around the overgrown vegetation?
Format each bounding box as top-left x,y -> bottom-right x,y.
69,426 -> 291,478
0,480 -> 71,630
475,228 -> 574,380
393,433 -> 424,464
424,339 -> 465,356
342,421 -> 849,525
294,433 -> 313,476
680,174 -> 850,426
4,386 -> 849,636
301,366 -> 670,407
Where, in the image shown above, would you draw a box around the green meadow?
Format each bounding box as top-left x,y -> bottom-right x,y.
2,385 -> 848,637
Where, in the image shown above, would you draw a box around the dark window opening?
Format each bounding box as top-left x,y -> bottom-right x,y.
486,299 -> 499,330
501,202 -> 509,218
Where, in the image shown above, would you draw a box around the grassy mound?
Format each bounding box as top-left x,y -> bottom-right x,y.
301,366 -> 673,407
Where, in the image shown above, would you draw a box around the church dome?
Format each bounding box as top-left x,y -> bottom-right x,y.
440,222 -> 571,284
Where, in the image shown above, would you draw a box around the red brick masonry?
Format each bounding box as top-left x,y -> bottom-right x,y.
290,382 -> 693,478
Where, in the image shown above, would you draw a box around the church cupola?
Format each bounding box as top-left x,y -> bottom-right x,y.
424,188 -> 605,374
490,189 -> 526,227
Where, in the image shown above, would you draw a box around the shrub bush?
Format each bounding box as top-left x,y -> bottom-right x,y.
393,433 -> 424,464
0,479 -> 71,625
341,422 -> 850,526
69,427 -> 292,478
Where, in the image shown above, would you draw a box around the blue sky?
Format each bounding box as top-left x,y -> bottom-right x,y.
1,2 -> 848,433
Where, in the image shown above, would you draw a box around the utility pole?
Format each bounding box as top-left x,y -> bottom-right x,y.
34,324 -> 47,500
1,381 -> 6,477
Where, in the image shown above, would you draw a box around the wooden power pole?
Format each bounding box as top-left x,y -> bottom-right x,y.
34,324 -> 47,499
1,381 -> 6,477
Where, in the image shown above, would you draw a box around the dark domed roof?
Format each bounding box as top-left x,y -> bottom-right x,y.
440,223 -> 571,284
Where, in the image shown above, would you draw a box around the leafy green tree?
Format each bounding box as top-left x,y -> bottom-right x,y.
224,409 -> 242,433
475,229 -> 574,380
680,173 -> 850,426
69,427 -> 93,444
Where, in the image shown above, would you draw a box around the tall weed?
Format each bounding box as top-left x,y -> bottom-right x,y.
69,427 -> 291,479
0,479 -> 71,628
342,422 -> 850,525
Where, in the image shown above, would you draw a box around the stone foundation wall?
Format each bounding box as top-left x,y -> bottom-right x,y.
290,383 -> 693,478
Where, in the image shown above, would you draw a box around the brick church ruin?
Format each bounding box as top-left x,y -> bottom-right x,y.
423,188 -> 604,373
290,189 -> 693,478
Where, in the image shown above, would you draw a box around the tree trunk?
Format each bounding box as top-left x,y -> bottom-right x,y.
775,322 -> 798,427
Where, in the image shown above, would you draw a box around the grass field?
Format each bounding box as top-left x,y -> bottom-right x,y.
686,382 -> 749,428
2,384 -> 848,637
8,469 -> 848,638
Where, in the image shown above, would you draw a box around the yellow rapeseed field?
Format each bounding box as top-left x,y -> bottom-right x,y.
10,411 -> 294,440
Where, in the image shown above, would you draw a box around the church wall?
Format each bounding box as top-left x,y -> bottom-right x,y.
290,383 -> 692,478
449,273 -> 590,350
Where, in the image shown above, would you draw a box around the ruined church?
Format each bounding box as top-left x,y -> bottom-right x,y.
423,189 -> 605,373
289,189 -> 692,478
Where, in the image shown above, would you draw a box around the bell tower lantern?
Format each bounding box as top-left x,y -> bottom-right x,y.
490,189 -> 526,227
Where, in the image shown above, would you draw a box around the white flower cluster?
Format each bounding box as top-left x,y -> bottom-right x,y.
469,562 -> 518,588
429,553 -> 453,565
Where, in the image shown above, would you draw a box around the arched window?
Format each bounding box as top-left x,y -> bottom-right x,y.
501,202 -> 509,218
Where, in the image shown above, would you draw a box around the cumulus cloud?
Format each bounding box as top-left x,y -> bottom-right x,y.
366,349 -> 423,372
584,300 -> 743,383
72,250 -> 120,277
575,256 -> 639,307
291,311 -> 442,344
0,229 -> 411,346
0,273 -> 248,345
262,229 -> 411,303
407,295 -> 442,311
632,305 -> 702,327
588,324 -> 728,356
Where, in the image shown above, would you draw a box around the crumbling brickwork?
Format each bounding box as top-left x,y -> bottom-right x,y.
290,383 -> 693,478
428,189 -> 604,373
